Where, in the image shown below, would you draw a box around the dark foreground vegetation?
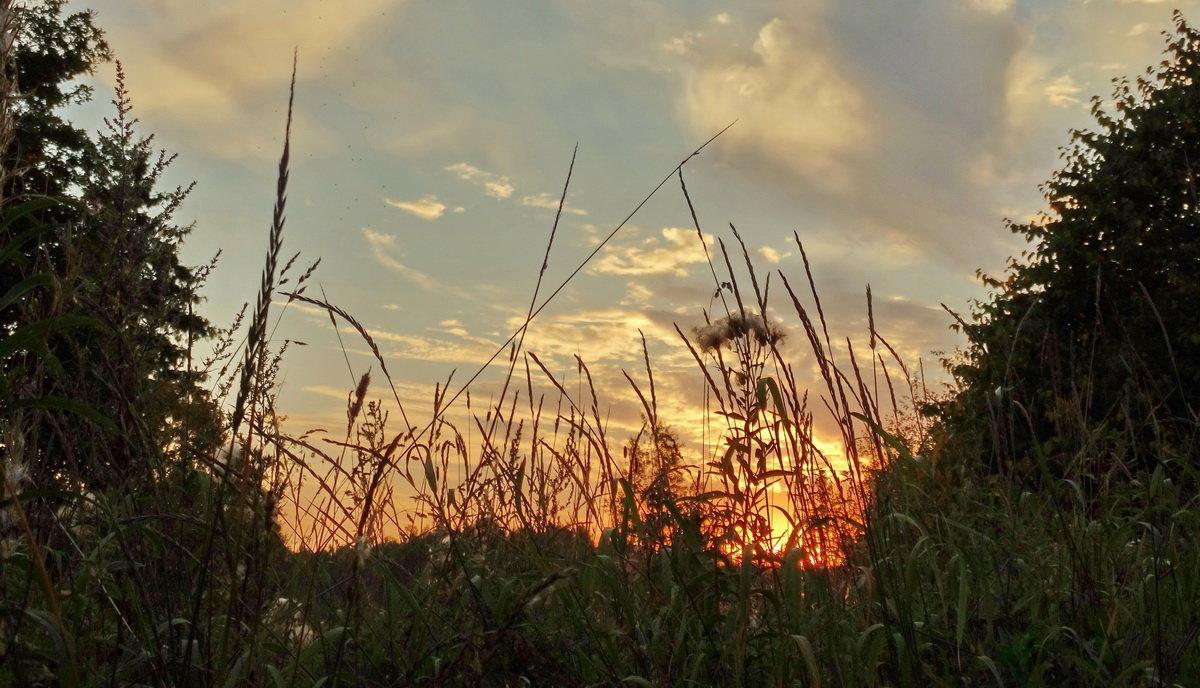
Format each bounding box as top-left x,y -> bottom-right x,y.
2,2 -> 1199,686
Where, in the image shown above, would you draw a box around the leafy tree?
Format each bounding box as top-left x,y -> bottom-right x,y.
1,0 -> 218,489
940,11 -> 1200,477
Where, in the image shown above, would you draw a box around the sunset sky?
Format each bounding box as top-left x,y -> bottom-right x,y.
69,0 -> 1196,457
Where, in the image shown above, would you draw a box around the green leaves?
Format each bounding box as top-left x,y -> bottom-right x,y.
934,14 -> 1200,480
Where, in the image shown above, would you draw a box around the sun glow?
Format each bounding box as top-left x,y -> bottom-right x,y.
763,508 -> 849,568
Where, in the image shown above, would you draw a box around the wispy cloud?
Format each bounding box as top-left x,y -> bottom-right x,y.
619,282 -> 655,307
663,31 -> 704,57
519,192 -> 587,215
1044,74 -> 1083,108
431,318 -> 469,337
360,227 -> 439,290
354,326 -> 501,365
384,195 -> 463,220
443,163 -> 589,216
967,0 -> 1014,13
445,162 -> 515,199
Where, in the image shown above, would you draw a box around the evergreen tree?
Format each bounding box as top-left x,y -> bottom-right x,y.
941,12 -> 1200,477
1,0 -> 106,203
1,0 -> 218,488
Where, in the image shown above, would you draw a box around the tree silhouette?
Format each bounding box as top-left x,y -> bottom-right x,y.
941,11 -> 1200,477
1,1 -> 218,489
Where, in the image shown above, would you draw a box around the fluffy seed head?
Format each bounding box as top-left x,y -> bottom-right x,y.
695,313 -> 785,351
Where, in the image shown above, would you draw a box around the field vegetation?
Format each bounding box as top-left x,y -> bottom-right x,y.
2,2 -> 1199,686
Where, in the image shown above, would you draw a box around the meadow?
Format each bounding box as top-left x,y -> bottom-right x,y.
3,4 -> 1200,687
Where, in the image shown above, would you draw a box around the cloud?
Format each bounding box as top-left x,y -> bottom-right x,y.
445,162 -> 515,199
360,227 -> 439,290
514,306 -> 688,367
590,227 -> 714,277
620,282 -> 655,307
679,16 -> 872,193
91,0 -> 404,160
685,1 -> 1026,265
1044,74 -> 1083,107
431,319 -> 469,337
354,326 -> 501,365
519,192 -> 587,215
384,196 -> 462,220
757,246 -> 788,264
1005,4 -> 1191,130
485,181 -> 515,199
664,31 -> 704,56
445,163 -> 482,180
967,0 -> 1014,13
443,163 -> 590,215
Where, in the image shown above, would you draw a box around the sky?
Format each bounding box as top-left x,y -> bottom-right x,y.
68,0 -> 1197,467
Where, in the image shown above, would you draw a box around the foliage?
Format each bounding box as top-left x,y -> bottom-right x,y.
1,1 -> 218,490
940,11 -> 1200,479
1,0 -> 109,204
